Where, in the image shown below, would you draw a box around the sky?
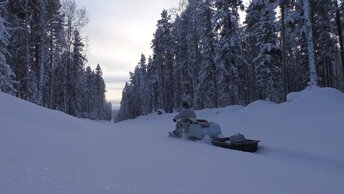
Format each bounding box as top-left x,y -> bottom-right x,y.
75,0 -> 179,109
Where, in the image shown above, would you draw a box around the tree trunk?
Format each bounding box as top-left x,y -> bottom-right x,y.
335,0 -> 344,85
38,0 -> 46,106
49,25 -> 54,109
25,0 -> 30,101
303,0 -> 317,86
280,0 -> 287,99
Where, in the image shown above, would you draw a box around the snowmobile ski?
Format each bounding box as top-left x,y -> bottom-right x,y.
168,131 -> 182,138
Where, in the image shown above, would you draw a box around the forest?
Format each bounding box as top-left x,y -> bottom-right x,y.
1,0 -> 344,122
0,0 -> 112,120
116,0 -> 344,121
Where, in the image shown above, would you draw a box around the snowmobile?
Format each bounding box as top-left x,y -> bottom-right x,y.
169,118 -> 222,139
169,118 -> 260,152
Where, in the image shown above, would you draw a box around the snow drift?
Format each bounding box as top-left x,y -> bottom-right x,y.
1,86 -> 344,194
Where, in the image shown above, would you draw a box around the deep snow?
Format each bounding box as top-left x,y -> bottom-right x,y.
1,86 -> 344,194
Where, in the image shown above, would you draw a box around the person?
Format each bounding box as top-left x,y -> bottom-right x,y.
171,101 -> 196,136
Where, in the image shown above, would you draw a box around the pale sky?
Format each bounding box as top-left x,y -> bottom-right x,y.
75,0 -> 179,109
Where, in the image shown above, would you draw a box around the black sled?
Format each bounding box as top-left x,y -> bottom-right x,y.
211,135 -> 260,153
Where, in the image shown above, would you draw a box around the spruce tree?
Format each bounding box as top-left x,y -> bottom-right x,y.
137,54 -> 148,114
69,30 -> 86,116
6,0 -> 34,101
171,15 -> 184,110
151,10 -> 174,112
251,0 -> 282,102
145,56 -> 160,113
311,0 -> 339,87
94,64 -> 106,119
302,0 -> 317,86
0,0 -> 16,95
196,0 -> 219,108
214,0 -> 246,106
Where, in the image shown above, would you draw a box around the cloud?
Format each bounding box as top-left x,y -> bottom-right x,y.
103,73 -> 129,84
76,0 -> 179,105
107,85 -> 125,91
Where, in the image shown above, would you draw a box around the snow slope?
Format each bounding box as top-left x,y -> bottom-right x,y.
1,86 -> 344,194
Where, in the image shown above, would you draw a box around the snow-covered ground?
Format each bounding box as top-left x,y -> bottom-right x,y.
1,86 -> 344,194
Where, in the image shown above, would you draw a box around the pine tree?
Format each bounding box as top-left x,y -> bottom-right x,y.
311,0 -> 339,87
196,0 -> 219,108
83,66 -> 93,118
214,0 -> 246,106
6,0 -> 33,100
51,55 -> 66,111
0,0 -> 16,95
172,14 -> 190,109
250,0 -> 282,102
117,82 -> 131,121
171,3 -> 200,109
151,10 -> 174,112
302,0 -> 317,86
278,0 -> 309,92
137,54 -> 148,115
46,0 -> 64,109
68,30 -> 86,116
243,0 -> 261,102
145,56 -> 160,113
94,64 -> 106,119
279,0 -> 287,100
185,0 -> 202,108
61,0 -> 88,114
336,0 -> 344,89
37,0 -> 47,106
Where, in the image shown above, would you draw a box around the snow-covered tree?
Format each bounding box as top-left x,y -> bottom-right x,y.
196,0 -> 219,108
145,56 -> 160,113
171,1 -> 201,109
336,0 -> 344,88
0,0 -> 16,95
249,0 -> 282,102
94,64 -> 105,119
6,0 -> 30,100
68,30 -> 86,116
117,82 -> 131,121
46,1 -> 65,109
214,0 -> 246,106
171,15 -> 188,109
37,0 -> 47,106
311,0 -> 339,87
137,54 -> 149,115
151,10 -> 174,112
278,0 -> 309,93
61,0 -> 88,113
302,0 -> 317,86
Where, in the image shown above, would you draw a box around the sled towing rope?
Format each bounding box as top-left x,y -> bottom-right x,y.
169,118 -> 260,153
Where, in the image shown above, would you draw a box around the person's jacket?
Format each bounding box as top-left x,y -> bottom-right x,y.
173,108 -> 196,120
